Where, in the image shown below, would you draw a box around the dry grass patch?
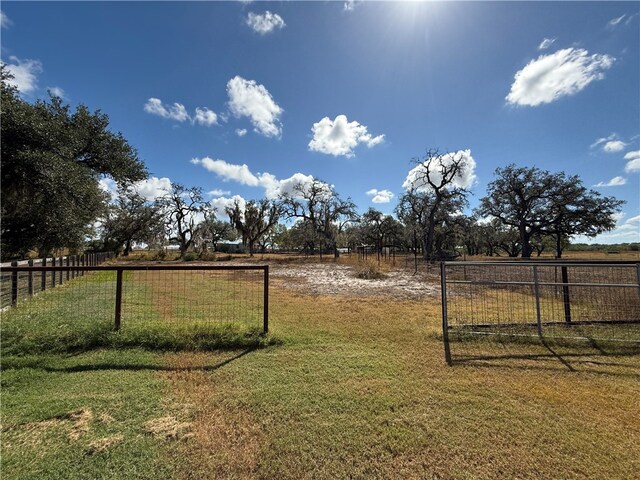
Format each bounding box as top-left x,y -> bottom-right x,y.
84,435 -> 125,455
144,416 -> 194,441
153,274 -> 640,479
161,352 -> 264,479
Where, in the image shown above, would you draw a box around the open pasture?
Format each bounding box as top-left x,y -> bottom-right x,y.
1,256 -> 639,479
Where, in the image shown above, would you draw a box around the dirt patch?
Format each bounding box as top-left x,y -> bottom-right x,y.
143,416 -> 193,441
85,435 -> 124,455
270,263 -> 439,299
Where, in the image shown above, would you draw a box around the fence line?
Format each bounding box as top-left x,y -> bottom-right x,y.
440,261 -> 640,365
0,264 -> 269,334
0,252 -> 115,309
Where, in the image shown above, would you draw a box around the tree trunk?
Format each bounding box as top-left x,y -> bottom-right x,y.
555,234 -> 563,259
520,225 -> 532,258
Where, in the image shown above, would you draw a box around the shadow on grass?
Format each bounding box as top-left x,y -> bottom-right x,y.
446,332 -> 640,376
1,347 -> 261,373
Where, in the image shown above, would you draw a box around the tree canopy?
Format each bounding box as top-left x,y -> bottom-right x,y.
1,67 -> 147,259
280,179 -> 357,257
479,164 -> 624,258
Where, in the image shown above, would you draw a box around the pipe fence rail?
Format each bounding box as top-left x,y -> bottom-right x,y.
441,261 -> 640,365
0,252 -> 115,309
0,265 -> 269,338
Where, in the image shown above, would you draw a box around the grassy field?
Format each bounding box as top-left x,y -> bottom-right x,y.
2,259 -> 639,479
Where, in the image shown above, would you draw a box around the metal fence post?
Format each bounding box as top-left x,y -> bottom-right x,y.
636,263 -> 640,304
441,262 -> 452,366
561,265 -> 571,323
263,265 -> 269,334
28,260 -> 34,296
114,268 -> 123,331
51,256 -> 57,287
533,265 -> 543,338
41,257 -> 47,291
10,261 -> 18,306
59,256 -> 64,284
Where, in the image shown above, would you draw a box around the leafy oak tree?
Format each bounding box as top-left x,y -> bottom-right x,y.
480,165 -> 623,258
101,190 -> 164,256
1,67 -> 147,259
280,179 -> 357,258
226,199 -> 281,256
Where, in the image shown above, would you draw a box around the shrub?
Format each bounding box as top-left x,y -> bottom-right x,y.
183,252 -> 198,262
355,260 -> 387,280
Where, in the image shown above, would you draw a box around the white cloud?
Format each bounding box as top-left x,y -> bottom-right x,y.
594,176 -> 627,187
191,156 -> 317,200
538,37 -> 556,50
506,48 -> 615,106
99,178 -> 119,201
191,157 -> 260,186
99,176 -> 171,203
132,177 -> 172,201
235,128 -> 248,137
624,150 -> 640,160
1,11 -> 12,29
308,115 -> 384,157
144,98 -> 190,122
246,11 -> 285,34
47,86 -> 66,99
227,76 -> 283,138
603,140 -> 627,153
144,98 -> 219,127
607,14 -> 626,28
402,150 -> 477,192
366,189 -> 394,204
591,134 -> 627,152
262,172 -> 316,200
344,1 -> 362,11
572,212 -> 640,244
625,157 -> 640,173
207,189 -> 231,196
193,107 -> 218,126
2,56 -> 42,94
210,195 -> 247,217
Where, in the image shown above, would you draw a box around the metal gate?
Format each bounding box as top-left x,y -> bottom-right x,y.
440,261 -> 640,365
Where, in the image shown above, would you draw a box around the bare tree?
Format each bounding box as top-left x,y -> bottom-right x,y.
156,184 -> 208,258
400,149 -> 471,260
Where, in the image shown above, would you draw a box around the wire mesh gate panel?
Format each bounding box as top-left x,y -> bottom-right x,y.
440,261 -> 640,365
1,265 -> 269,353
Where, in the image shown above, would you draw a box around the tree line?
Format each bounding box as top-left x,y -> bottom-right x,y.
1,69 -> 623,261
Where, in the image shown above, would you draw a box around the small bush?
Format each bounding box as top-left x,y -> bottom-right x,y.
355,261 -> 387,280
183,252 -> 198,262
198,252 -> 217,262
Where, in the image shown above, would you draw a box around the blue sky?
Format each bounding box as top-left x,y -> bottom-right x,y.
2,1 -> 639,243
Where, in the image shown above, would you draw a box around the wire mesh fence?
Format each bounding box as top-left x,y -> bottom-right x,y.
441,261 -> 640,364
0,253 -> 114,309
0,265 -> 268,354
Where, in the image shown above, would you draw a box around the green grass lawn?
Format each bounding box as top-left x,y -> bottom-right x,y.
2,266 -> 639,479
